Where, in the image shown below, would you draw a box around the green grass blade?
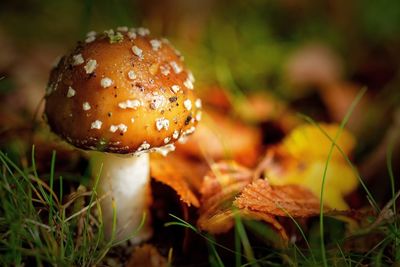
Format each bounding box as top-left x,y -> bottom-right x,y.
234,224 -> 242,267
336,242 -> 350,267
316,87 -> 366,267
299,114 -> 379,212
48,150 -> 56,226
386,134 -> 399,261
233,212 -> 259,267
275,203 -> 317,264
30,147 -> 52,205
207,234 -> 225,267
166,214 -> 243,257
166,213 -> 198,232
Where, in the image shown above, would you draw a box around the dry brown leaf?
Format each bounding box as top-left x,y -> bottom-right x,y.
198,161 -> 325,241
197,162 -> 289,239
177,108 -> 262,167
198,161 -> 253,234
234,179 -> 322,217
125,244 -> 168,267
150,153 -> 208,207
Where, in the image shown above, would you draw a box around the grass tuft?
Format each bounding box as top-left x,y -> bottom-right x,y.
0,148 -> 119,266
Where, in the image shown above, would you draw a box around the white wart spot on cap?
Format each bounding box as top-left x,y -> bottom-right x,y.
100,77 -> 113,88
150,39 -> 162,51
184,99 -> 192,111
131,46 -> 143,59
184,79 -> 194,90
109,125 -> 118,133
174,48 -> 183,60
195,98 -> 202,109
170,61 -> 182,74
137,27 -> 150,36
83,102 -> 91,111
178,135 -> 188,144
196,111 -> 202,121
104,29 -> 114,35
164,137 -> 171,144
87,31 -> 96,37
155,117 -> 169,131
153,144 -> 176,156
67,86 -> 76,98
187,71 -> 195,83
47,72 -> 63,95
127,31 -> 137,39
109,123 -> 128,133
137,141 -> 150,151
160,65 -> 170,76
173,130 -> 179,139
72,54 -> 84,66
184,126 -> 196,136
128,70 -> 136,80
91,120 -> 102,129
178,127 -> 195,144
118,99 -> 141,109
84,59 -> 97,74
85,35 -> 96,43
150,95 -> 165,110
171,85 -> 180,93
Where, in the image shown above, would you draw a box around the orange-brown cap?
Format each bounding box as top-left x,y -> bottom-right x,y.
45,28 -> 201,154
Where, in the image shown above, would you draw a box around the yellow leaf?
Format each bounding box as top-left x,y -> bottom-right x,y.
280,123 -> 355,161
266,123 -> 358,210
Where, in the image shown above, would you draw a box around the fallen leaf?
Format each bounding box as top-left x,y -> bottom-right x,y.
198,161 -> 253,234
234,179 -> 322,217
126,244 -> 168,267
177,108 -> 262,167
279,123 -> 355,161
198,161 -> 323,243
150,153 -> 208,207
264,123 -> 359,209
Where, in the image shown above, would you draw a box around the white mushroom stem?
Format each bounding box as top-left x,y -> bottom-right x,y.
90,151 -> 152,244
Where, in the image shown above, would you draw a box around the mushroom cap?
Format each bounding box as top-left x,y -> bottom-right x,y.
45,28 -> 201,154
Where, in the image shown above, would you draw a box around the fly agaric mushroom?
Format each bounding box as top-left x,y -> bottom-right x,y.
44,27 -> 201,243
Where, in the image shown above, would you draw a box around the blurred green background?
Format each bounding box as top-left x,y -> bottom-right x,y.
1,0 -> 400,93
